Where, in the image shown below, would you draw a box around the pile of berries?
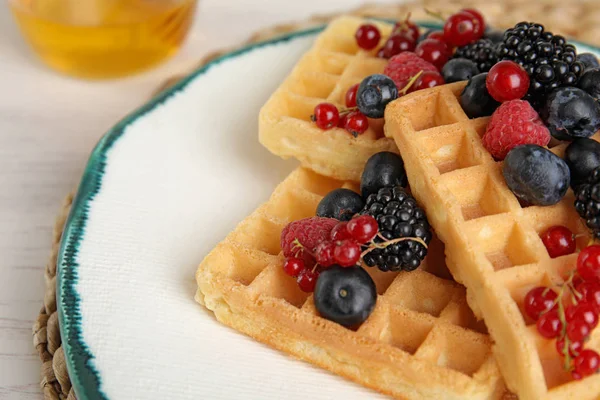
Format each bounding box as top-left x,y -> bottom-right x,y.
526,231 -> 600,379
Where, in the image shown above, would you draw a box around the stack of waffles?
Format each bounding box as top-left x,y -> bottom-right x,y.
196,15 -> 600,400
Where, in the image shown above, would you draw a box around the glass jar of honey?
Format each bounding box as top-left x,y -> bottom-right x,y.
10,0 -> 198,79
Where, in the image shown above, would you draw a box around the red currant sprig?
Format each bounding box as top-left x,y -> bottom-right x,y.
541,225 -> 576,259
311,100 -> 370,137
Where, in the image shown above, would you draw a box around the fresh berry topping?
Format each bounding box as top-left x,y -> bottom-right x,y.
360,152 -> 407,198
567,319 -> 592,342
575,168 -> 600,238
524,286 -> 558,320
577,281 -> 600,311
415,39 -> 451,71
356,74 -> 398,119
577,245 -> 600,281
536,310 -> 562,338
565,139 -> 600,187
412,71 -> 445,91
482,100 -> 550,160
297,268 -> 319,292
315,241 -> 336,267
503,145 -> 570,206
314,265 -> 377,327
566,302 -> 599,329
556,338 -> 583,358
283,258 -> 305,277
486,61 -> 530,102
573,349 -> 600,379
345,83 -> 359,108
393,16 -> 420,44
330,222 -> 352,241
427,30 -> 445,42
441,58 -> 480,83
281,217 -> 338,259
460,73 -> 499,118
355,24 -> 381,50
540,226 -> 576,258
361,186 -> 432,272
577,53 -> 600,71
484,30 -> 505,44
383,52 -> 438,89
344,111 -> 369,137
443,11 -> 483,47
316,188 -> 364,221
380,34 -> 416,59
453,39 -> 498,72
347,215 -> 378,244
578,69 -> 600,99
312,103 -> 339,130
541,87 -> 600,141
461,8 -> 486,32
333,239 -> 361,267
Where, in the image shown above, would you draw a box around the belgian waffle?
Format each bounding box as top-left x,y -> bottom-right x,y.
196,167 -> 508,399
259,16 -> 397,182
385,82 -> 600,400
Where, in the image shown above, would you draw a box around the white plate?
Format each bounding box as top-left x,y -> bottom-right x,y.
57,23 -> 600,400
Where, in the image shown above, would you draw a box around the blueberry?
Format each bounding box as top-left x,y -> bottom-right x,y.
484,29 -> 505,44
577,68 -> 600,99
577,53 -> 600,71
565,138 -> 600,187
360,151 -> 407,198
503,144 -> 570,206
314,266 -> 377,328
316,188 -> 364,221
459,73 -> 499,118
356,74 -> 398,119
442,58 -> 480,83
541,87 -> 600,140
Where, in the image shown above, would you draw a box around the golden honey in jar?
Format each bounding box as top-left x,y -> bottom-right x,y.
10,0 -> 197,79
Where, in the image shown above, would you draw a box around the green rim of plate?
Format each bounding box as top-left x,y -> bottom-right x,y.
56,20 -> 600,400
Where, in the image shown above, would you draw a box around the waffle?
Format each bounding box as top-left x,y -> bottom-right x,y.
259,16 -> 397,182
196,167 -> 510,399
384,82 -> 600,400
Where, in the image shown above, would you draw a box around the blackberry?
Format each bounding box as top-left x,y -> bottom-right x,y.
496,22 -> 585,106
453,39 -> 498,73
360,186 -> 432,272
575,167 -> 600,238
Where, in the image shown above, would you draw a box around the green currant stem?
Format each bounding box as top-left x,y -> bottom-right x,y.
424,8 -> 446,22
399,71 -> 424,96
392,12 -> 412,34
360,235 -> 428,259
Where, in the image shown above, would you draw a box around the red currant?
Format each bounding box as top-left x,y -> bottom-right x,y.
427,30 -> 445,42
347,215 -> 378,244
330,222 -> 352,241
524,286 -> 558,320
541,226 -> 576,258
556,337 -> 583,357
394,19 -> 420,44
415,39 -> 451,71
461,9 -> 486,33
411,71 -> 445,92
344,111 -> 369,137
345,84 -> 359,108
567,319 -> 592,342
536,310 -> 562,338
573,349 -> 600,379
337,113 -> 348,128
355,24 -> 381,50
566,302 -> 599,329
376,48 -> 386,58
283,257 -> 305,277
578,245 -> 600,282
486,61 -> 530,102
333,240 -> 361,267
577,281 -> 600,311
443,11 -> 482,47
297,268 -> 319,292
315,241 -> 336,267
312,103 -> 339,130
381,34 -> 415,58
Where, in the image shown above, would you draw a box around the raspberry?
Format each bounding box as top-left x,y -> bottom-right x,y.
383,52 -> 438,90
482,100 -> 550,160
281,217 -> 338,260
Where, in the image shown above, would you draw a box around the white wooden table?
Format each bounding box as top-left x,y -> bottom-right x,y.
0,0 -> 404,398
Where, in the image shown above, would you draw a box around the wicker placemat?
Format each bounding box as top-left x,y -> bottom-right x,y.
33,1 -> 600,398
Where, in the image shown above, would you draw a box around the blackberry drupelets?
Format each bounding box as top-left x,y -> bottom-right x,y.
453,38 -> 498,72
496,22 -> 585,106
360,186 -> 432,272
578,53 -> 600,71
575,167 -> 600,238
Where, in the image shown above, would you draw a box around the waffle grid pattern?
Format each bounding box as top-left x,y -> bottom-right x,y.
259,16 -> 397,182
196,168 -> 508,400
385,82 -> 600,400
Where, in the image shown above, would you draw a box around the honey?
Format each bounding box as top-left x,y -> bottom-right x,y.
10,0 -> 197,79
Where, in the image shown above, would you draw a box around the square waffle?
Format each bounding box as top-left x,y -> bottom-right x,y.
259,16 -> 397,182
385,82 -> 600,400
196,167 -> 509,399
